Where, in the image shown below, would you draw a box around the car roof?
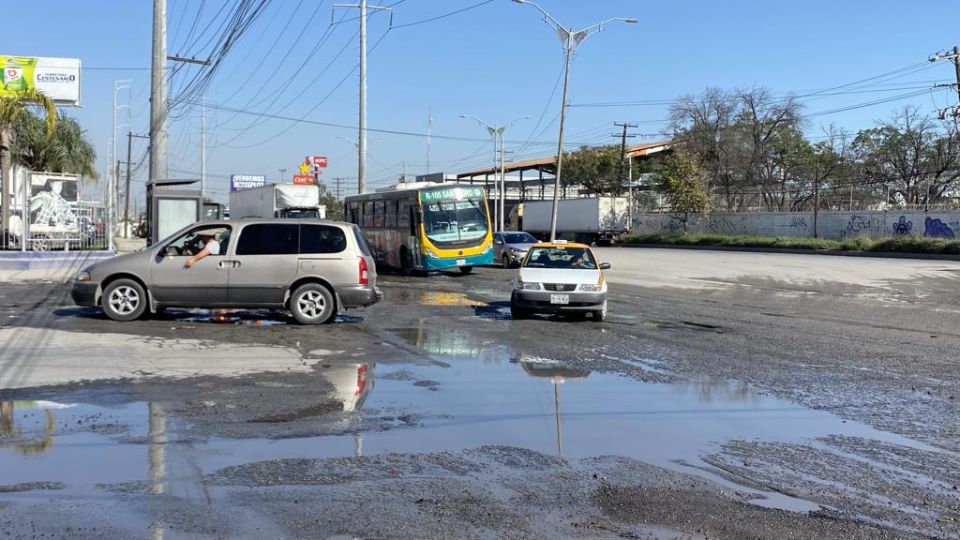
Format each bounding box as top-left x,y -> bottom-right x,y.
209,218 -> 356,227
531,242 -> 592,249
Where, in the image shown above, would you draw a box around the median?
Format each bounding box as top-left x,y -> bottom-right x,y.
621,233 -> 960,255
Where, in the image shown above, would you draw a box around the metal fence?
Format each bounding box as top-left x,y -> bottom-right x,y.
1,167 -> 112,252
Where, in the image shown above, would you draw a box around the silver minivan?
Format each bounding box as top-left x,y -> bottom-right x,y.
71,219 -> 382,324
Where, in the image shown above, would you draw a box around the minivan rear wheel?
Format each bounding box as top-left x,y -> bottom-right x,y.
289,283 -> 336,325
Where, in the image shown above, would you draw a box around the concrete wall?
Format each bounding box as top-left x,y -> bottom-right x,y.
633,211 -> 960,241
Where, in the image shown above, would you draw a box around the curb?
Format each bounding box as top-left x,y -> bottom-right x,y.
614,243 -> 960,262
0,250 -> 117,271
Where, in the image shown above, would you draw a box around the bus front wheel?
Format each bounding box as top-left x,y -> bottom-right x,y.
459,266 -> 473,275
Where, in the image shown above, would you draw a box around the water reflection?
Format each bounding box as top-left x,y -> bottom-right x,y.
519,357 -> 591,458
0,401 -> 56,455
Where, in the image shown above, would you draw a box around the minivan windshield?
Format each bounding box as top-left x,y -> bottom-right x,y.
422,198 -> 488,245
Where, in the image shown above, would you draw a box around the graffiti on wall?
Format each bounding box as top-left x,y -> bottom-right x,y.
841,215 -> 872,237
891,216 -> 913,236
924,217 -> 955,239
703,215 -> 749,235
789,216 -> 808,231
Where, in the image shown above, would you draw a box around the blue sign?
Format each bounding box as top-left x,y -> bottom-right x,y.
230,174 -> 267,192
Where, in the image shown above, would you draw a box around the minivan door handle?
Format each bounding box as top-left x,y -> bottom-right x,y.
218,260 -> 241,269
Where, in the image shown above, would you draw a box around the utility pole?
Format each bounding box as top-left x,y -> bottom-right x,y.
513,0 -> 637,241
460,114 -> 528,232
167,56 -> 212,197
278,168 -> 287,183
335,1 -> 393,195
613,122 -> 637,230
149,0 -> 168,190
334,177 -> 342,201
125,133 -> 150,238
930,46 -> 960,121
426,105 -> 432,174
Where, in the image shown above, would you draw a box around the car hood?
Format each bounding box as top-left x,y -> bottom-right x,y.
85,249 -> 156,279
518,267 -> 601,284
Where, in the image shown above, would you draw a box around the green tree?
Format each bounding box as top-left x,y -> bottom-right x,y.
656,147 -> 711,231
13,112 -> 97,178
561,144 -> 622,195
317,180 -> 343,220
1,88 -> 57,238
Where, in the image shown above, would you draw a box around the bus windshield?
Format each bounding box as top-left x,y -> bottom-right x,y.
422,198 -> 488,245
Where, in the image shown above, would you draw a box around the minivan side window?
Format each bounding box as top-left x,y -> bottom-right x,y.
236,223 -> 299,255
300,224 -> 347,254
352,225 -> 372,256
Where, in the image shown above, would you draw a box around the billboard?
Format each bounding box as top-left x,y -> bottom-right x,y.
230,174 -> 267,192
1,56 -> 81,106
307,155 -> 328,168
29,173 -> 79,232
293,174 -> 316,185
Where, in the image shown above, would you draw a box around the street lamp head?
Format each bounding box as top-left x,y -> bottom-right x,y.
624,18 -> 638,23
512,0 -> 525,3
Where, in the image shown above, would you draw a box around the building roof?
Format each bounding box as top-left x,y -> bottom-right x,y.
456,141 -> 671,179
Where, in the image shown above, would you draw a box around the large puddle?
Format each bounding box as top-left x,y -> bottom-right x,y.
0,337 -> 944,514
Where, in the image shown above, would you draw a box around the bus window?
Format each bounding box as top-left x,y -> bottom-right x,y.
374,201 -> 385,228
385,199 -> 398,228
347,202 -> 360,224
398,200 -> 410,229
362,201 -> 374,228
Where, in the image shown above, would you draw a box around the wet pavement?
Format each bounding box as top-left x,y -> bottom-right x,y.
2,253 -> 960,538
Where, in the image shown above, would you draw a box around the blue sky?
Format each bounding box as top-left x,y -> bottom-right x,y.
4,0 -> 959,204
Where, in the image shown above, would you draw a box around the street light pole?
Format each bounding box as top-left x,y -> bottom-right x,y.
460,115 -> 528,232
513,0 -> 637,241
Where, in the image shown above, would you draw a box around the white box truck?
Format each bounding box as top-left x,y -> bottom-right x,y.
520,197 -> 628,245
229,184 -> 327,220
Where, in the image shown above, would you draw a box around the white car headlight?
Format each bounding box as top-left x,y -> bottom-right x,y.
515,281 -> 541,291
579,283 -> 603,292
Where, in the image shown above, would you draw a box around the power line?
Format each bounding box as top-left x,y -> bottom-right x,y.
391,0 -> 493,29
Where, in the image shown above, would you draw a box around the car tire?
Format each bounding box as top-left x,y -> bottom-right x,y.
459,266 -> 473,275
289,283 -> 336,325
510,292 -> 528,320
592,300 -> 608,322
502,254 -> 511,268
101,278 -> 148,322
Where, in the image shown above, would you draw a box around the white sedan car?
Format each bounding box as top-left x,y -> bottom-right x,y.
510,241 -> 610,321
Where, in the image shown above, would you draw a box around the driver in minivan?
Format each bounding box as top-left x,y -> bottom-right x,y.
184,230 -> 227,268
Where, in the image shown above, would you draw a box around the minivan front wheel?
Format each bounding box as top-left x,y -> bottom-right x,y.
290,283 -> 336,325
102,278 -> 148,321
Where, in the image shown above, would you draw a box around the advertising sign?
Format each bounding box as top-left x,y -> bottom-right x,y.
230,174 -> 267,192
0,56 -> 81,106
293,174 -> 316,185
308,156 -> 328,168
29,173 -> 79,231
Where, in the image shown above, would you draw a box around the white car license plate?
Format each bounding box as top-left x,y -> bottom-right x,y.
456,258 -> 466,266
550,294 -> 569,305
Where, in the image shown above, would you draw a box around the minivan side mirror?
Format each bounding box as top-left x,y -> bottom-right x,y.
163,246 -> 179,257
599,262 -> 611,270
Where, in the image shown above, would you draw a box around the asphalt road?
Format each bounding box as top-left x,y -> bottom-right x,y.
1,247 -> 959,539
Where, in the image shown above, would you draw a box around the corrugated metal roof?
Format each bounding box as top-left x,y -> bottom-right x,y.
456,140 -> 671,178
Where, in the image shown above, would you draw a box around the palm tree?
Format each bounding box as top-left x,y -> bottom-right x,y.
13,113 -> 97,179
0,88 -> 57,241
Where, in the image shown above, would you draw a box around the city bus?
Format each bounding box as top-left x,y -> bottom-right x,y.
345,184 -> 493,274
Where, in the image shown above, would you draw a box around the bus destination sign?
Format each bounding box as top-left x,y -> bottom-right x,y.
420,186 -> 484,203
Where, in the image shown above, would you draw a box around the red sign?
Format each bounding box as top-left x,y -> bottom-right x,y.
308,155 -> 328,168
293,174 -> 316,185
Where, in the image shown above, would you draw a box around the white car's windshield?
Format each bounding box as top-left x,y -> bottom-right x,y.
523,247 -> 597,270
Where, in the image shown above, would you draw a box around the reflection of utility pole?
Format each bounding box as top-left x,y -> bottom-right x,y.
148,401 -> 167,538
354,433 -> 363,458
553,377 -> 563,458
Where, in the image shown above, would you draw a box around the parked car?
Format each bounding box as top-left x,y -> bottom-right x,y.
71,219 -> 382,324
493,231 -> 539,268
510,241 -> 610,321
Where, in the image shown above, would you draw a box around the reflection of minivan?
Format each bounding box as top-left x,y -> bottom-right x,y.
71,219 -> 382,324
